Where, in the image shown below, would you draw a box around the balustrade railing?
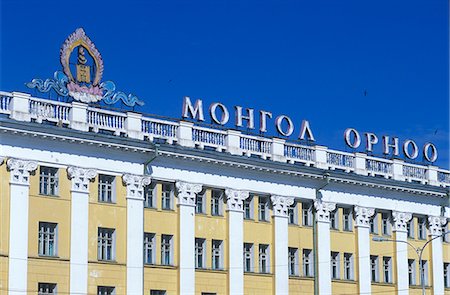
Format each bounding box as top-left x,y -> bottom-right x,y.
192,126 -> 226,150
366,157 -> 393,177
87,108 -> 126,135
326,151 -> 355,171
0,92 -> 12,114
142,117 -> 178,143
240,135 -> 272,158
438,170 -> 450,185
403,164 -> 426,181
29,97 -> 71,124
284,144 -> 315,164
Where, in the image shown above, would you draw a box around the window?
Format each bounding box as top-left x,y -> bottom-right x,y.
443,224 -> 450,243
344,253 -> 353,280
150,291 -> 166,295
98,286 -> 115,295
195,238 -> 206,269
144,183 -> 156,208
243,243 -> 253,272
259,244 -> 270,273
288,247 -> 298,275
98,228 -> 115,261
98,174 -> 115,203
420,260 -> 428,286
381,212 -> 391,235
39,166 -> 58,196
211,189 -> 223,216
444,262 -> 450,288
144,233 -> 155,264
196,192 -> 205,214
288,202 -> 297,224
407,218 -> 415,239
370,213 -> 378,234
370,255 -> 379,282
330,208 -> 338,229
38,222 -> 57,256
212,239 -> 223,270
331,252 -> 340,279
418,217 -> 427,240
201,293 -> 217,295
302,249 -> 314,277
258,196 -> 269,221
38,283 -> 56,295
383,256 -> 392,283
162,183 -> 174,210
343,208 -> 353,231
161,234 -> 173,265
244,196 -> 253,220
408,259 -> 416,285
302,202 -> 313,226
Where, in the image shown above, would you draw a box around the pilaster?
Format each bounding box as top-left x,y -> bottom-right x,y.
392,211 -> 412,295
428,215 -> 446,295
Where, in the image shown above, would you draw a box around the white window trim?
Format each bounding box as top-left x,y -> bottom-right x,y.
211,189 -> 223,216
144,183 -> 157,208
38,222 -> 58,257
161,183 -> 174,210
212,239 -> 223,270
259,244 -> 270,273
408,259 -> 416,285
370,213 -> 378,234
98,174 -> 116,203
381,212 -> 391,236
288,247 -> 299,276
331,252 -> 340,279
288,202 -> 298,225
302,202 -> 313,226
195,191 -> 206,214
98,227 -> 115,261
258,196 -> 269,221
420,260 -> 428,286
371,255 -> 379,282
444,262 -> 450,288
407,218 -> 415,239
144,232 -> 156,264
302,249 -> 314,277
383,256 -> 392,283
195,238 -> 206,269
161,234 -> 173,265
39,166 -> 59,196
343,208 -> 353,231
330,208 -> 339,230
344,253 -> 354,280
244,196 -> 254,220
244,243 -> 254,272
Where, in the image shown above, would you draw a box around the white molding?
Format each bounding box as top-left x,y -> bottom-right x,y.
67,166 -> 97,193
271,195 -> 294,218
392,211 -> 412,232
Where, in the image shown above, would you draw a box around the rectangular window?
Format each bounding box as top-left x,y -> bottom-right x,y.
407,218 -> 415,239
98,174 -> 115,203
408,259 -> 416,285
259,244 -> 269,273
98,228 -> 115,261
38,222 -> 57,257
244,196 -> 253,220
195,238 -> 206,269
443,224 -> 450,243
97,286 -> 115,295
381,212 -> 391,235
144,233 -> 155,264
144,183 -> 156,208
288,202 -> 297,224
150,291 -> 166,295
39,166 -> 58,196
383,256 -> 392,283
420,260 -> 428,286
161,234 -> 173,265
38,283 -> 56,295
196,192 -> 205,214
302,249 -> 314,277
370,255 -> 379,282
162,183 -> 174,210
211,189 -> 223,216
243,243 -> 253,272
302,202 -> 313,226
258,196 -> 269,221
444,262 -> 450,288
212,239 -> 223,270
343,208 -> 353,231
418,217 -> 427,240
330,208 -> 338,229
288,247 -> 298,276
344,253 -> 353,280
331,252 -> 340,279
370,213 -> 378,234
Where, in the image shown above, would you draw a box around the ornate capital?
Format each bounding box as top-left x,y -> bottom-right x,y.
354,206 -> 375,228
122,174 -> 151,201
392,211 -> 412,232
175,181 -> 202,206
271,195 -> 294,218
428,216 -> 447,236
7,158 -> 38,185
67,166 -> 97,193
314,200 -> 336,223
225,189 -> 249,212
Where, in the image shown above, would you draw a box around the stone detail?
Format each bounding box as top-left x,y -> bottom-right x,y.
271,195 -> 294,218
225,189 -> 250,212
314,200 -> 336,223
122,174 -> 151,201
175,181 -> 202,206
428,216 -> 447,236
392,211 -> 413,232
67,166 -> 97,193
7,158 -> 38,185
354,206 -> 375,227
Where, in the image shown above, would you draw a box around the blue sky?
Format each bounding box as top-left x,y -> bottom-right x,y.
1,0 -> 448,168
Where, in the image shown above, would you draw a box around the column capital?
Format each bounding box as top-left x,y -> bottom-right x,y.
314,200 -> 336,223
354,206 -> 375,228
176,181 -> 202,206
67,166 -> 97,193
123,174 -> 151,201
428,215 -> 447,236
7,158 -> 38,185
225,189 -> 249,212
392,211 -> 412,232
271,195 -> 294,218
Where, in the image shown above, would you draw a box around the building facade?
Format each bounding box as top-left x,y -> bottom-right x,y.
1,29 -> 450,295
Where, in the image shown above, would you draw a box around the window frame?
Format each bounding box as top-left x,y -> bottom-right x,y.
288,202 -> 297,225
98,174 -> 115,203
288,247 -> 298,276
38,282 -> 57,295
244,196 -> 254,220
302,202 -> 313,226
161,183 -> 174,210
39,166 -> 59,196
381,212 -> 391,236
370,213 -> 378,234
161,234 -> 173,265
342,208 -> 353,231
344,253 -> 354,280
97,286 -> 115,295
420,260 -> 428,286
407,218 -> 415,239
211,189 -> 223,216
38,222 -> 58,257
418,217 -> 427,240
258,196 -> 269,221
195,238 -> 206,269
444,262 -> 450,288
408,259 -> 416,285
302,249 -> 314,277
331,251 -> 340,280
383,256 -> 392,283
330,208 -> 338,230
211,239 -> 223,270
97,227 -> 115,261
195,191 -> 206,214
243,243 -> 253,272
144,183 -> 156,208
370,255 -> 379,282
144,232 -> 156,264
258,244 -> 270,273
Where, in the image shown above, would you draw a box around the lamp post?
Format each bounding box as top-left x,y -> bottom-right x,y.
373,230 -> 449,295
